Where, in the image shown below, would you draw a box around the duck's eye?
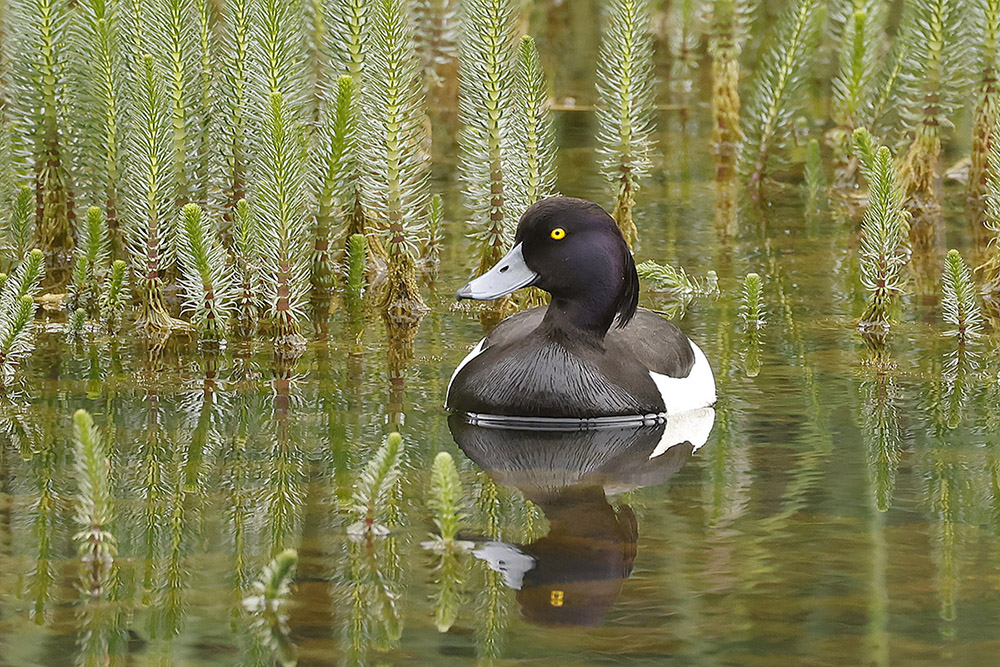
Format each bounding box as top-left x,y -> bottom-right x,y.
550,227 -> 566,240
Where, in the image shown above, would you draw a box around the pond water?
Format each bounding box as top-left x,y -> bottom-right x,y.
4,6 -> 1000,667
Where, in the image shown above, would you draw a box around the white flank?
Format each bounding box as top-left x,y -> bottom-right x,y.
649,406 -> 716,459
649,339 -> 717,415
472,541 -> 536,590
445,338 -> 485,404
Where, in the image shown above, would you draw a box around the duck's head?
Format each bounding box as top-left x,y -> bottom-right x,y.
456,197 -> 639,333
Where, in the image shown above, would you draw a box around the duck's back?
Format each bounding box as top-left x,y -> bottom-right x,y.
446,307 -> 703,418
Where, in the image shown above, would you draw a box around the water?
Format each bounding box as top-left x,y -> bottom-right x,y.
4,11 -> 1000,667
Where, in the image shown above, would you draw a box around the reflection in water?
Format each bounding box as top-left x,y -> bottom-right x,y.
449,408 -> 715,627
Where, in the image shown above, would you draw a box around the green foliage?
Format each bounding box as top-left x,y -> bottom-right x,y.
124,54 -> 174,336
830,4 -> 886,134
67,206 -> 110,315
345,232 -> 367,326
312,74 -> 356,294
637,259 -> 718,298
853,129 -> 909,329
68,307 -> 87,338
363,0 -> 431,324
8,0 -> 75,254
4,186 -> 35,268
70,0 -> 126,231
862,373 -> 902,512
257,92 -> 310,351
428,451 -> 465,542
596,0 -> 656,248
424,193 -> 445,273
666,0 -> 702,90
325,0 -> 368,82
803,138 -> 825,198
459,0 -> 523,276
176,203 -> 233,342
738,0 -> 824,195
941,249 -> 983,343
349,432 -> 406,538
739,272 -> 765,329
0,249 -> 44,381
99,259 -> 129,333
244,549 -> 298,667
216,0 -> 255,214
970,0 -> 1000,204
230,198 -> 261,336
514,36 -> 557,205
71,409 -> 116,597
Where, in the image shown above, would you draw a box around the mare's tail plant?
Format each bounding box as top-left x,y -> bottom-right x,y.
513,36 -> 557,206
4,186 -> 35,270
666,0 -> 702,95
853,129 -> 909,331
0,250 -> 45,385
216,0 -> 255,220
70,0 -> 126,250
230,198 -> 261,337
738,0 -> 824,199
71,409 -> 116,598
459,0 -> 523,326
100,260 -> 129,333
896,0 -> 971,234
345,233 -> 367,346
362,0 -> 432,329
422,451 -> 470,633
125,54 -> 175,338
176,203 -> 233,344
707,0 -> 755,172
739,272 -> 765,377
803,138 -> 825,205
941,249 -> 984,344
66,206 -> 110,315
969,0 -> 1000,218
829,2 -> 886,176
596,0 -> 656,249
311,74 -> 355,296
9,0 -> 76,257
244,548 -> 298,667
348,432 -> 406,538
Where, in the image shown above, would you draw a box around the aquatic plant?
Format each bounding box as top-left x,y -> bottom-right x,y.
125,54 -> 175,338
4,186 -> 35,269
427,451 -> 466,544
348,431 -> 406,538
861,371 -> 902,512
230,198 -> 261,337
422,452 -> 470,632
596,0 -> 656,249
66,206 -> 110,316
739,272 -> 765,329
412,0 -> 460,96
424,194 -> 445,277
71,409 -> 116,598
637,259 -> 718,298
896,0 -> 971,232
666,0 -> 702,94
738,0 -> 824,198
325,0 -> 368,83
312,74 -> 355,296
828,2 -> 886,173
362,0 -> 432,328
969,0 -> 1000,213
244,548 -> 298,667
176,203 -> 233,343
514,36 -> 557,206
0,250 -> 45,385
707,0 -> 754,171
257,92 -> 310,352
853,129 -> 909,330
941,249 -> 984,343
216,0 -> 255,218
803,138 -> 825,203
68,308 -> 87,340
70,0 -> 126,248
459,0 -> 523,317
8,0 -> 75,256
99,259 -> 129,333
345,233 -> 367,341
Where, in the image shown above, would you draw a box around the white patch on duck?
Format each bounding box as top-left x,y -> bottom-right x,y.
648,339 -> 716,415
445,338 -> 485,404
649,406 -> 716,459
472,541 -> 536,590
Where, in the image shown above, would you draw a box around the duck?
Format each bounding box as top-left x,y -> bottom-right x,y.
446,196 -> 716,421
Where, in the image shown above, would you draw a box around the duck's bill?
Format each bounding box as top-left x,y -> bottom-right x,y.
456,243 -> 539,300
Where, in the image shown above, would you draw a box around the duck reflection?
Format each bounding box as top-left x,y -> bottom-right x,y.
448,408 -> 715,627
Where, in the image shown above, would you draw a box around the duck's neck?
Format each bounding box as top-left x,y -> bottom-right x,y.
542,294 -> 617,340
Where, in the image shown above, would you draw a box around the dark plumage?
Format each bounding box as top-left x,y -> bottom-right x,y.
447,196 -> 714,420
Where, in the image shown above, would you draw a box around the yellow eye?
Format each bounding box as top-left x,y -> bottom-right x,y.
550,227 -> 566,240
